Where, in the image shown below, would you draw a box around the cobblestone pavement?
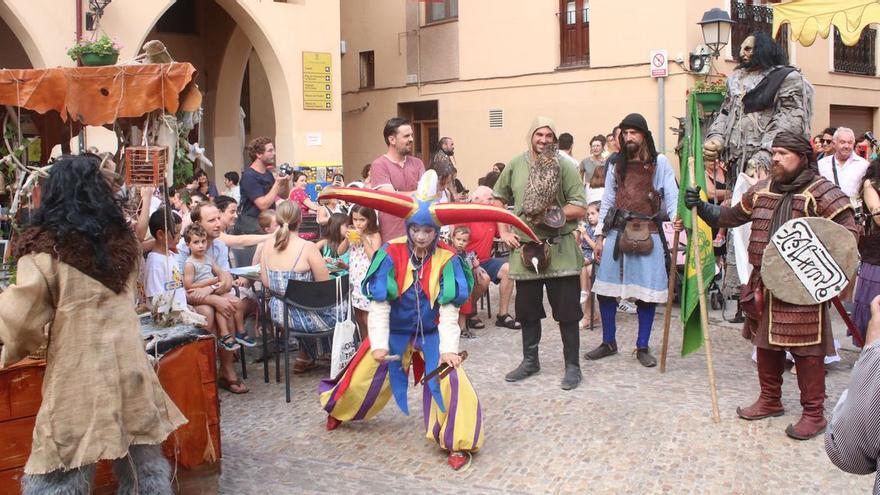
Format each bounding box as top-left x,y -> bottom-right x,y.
217,288 -> 874,494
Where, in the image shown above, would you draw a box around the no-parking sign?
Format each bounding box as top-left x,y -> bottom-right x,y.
650,49 -> 668,78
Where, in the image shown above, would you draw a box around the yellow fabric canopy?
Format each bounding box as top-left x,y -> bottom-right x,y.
772,0 -> 880,46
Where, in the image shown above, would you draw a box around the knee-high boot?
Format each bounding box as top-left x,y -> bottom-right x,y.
559,321 -> 582,390
737,347 -> 786,420
786,354 -> 827,440
505,320 -> 542,382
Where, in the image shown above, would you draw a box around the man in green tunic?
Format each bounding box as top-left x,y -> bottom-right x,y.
493,117 -> 588,390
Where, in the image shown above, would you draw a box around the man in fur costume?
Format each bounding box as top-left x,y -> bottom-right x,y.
493,117 -> 588,390
0,154 -> 186,493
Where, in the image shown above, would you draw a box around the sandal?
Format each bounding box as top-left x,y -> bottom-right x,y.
466,316 -> 485,329
218,334 -> 241,352
494,314 -> 521,330
293,358 -> 318,374
218,376 -> 249,394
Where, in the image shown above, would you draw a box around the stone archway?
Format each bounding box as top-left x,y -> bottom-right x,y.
0,2 -> 44,68
135,0 -> 292,182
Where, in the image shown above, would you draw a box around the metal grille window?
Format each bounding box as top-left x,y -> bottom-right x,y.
359,51 -> 375,89
834,27 -> 876,76
425,0 -> 458,24
558,0 -> 590,67
730,1 -> 788,60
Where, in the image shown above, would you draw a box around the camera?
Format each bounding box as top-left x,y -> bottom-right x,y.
277,162 -> 294,178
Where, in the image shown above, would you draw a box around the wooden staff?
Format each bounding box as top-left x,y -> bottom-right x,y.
659,228 -> 680,373
687,156 -> 721,423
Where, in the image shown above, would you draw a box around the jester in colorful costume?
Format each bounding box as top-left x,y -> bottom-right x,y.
317,171 -> 539,471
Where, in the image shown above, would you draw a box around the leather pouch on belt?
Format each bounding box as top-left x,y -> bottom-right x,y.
740,276 -> 764,321
618,219 -> 653,255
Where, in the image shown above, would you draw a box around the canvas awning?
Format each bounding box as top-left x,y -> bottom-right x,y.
0,62 -> 200,126
772,0 -> 880,47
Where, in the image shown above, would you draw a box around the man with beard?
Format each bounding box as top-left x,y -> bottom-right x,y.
685,132 -> 858,440
703,32 -> 813,318
371,117 -> 426,241
586,113 -> 681,367
493,117 -> 588,390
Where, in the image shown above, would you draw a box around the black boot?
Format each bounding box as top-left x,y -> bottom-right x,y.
560,321 -> 582,390
505,320 -> 542,382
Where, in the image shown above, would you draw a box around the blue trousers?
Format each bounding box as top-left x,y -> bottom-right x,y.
597,295 -> 656,349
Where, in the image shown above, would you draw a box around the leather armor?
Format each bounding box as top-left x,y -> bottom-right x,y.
741,177 -> 855,346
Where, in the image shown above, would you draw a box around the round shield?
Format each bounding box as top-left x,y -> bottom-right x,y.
762,217 -> 859,305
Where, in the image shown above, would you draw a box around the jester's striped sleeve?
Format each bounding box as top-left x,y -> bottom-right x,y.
437,254 -> 474,307
363,248 -> 399,302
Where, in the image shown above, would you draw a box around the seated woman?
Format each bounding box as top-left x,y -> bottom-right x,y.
259,200 -> 343,372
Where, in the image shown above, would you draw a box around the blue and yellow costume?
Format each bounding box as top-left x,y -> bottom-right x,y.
316,171 -> 540,467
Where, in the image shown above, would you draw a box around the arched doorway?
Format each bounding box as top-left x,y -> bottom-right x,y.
141,0 -> 282,186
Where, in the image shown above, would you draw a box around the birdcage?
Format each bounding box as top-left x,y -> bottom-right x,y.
124,146 -> 167,186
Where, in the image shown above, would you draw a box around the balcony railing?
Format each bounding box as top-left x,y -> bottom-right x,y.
834,27 -> 876,76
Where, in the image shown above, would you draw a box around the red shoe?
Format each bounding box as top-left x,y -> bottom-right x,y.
326,415 -> 342,431
447,451 -> 472,471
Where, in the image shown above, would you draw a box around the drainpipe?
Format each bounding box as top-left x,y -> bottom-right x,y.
75,0 -> 85,152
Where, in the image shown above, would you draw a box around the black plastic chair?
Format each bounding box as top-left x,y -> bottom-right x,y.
272,275 -> 348,403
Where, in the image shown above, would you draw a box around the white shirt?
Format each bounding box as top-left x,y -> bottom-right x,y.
144,251 -> 188,309
818,153 -> 870,198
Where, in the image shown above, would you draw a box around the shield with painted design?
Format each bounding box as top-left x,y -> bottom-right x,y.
761,217 -> 859,305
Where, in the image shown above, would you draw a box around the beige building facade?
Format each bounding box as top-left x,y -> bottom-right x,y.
0,0 -> 342,184
341,0 -> 880,188
0,1 -> 877,188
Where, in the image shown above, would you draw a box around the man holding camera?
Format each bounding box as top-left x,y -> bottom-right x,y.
236,137 -> 290,235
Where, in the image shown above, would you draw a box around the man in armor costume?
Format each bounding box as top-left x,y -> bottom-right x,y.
587,113 -> 681,368
686,132 -> 858,440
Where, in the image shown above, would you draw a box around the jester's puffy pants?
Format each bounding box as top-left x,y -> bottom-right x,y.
318,341 -> 484,453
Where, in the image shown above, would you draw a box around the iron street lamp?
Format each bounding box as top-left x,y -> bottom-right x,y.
86,0 -> 112,31
697,7 -> 734,58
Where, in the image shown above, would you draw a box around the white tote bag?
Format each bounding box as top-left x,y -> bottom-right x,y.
330,277 -> 358,377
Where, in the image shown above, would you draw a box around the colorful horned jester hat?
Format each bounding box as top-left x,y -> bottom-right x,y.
318,169 -> 540,243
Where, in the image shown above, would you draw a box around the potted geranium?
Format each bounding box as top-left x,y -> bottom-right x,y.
692,76 -> 727,113
67,35 -> 121,67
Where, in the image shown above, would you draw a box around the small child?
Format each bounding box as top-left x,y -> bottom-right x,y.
144,209 -> 187,312
347,206 -> 382,340
451,225 -> 479,339
579,201 -> 601,329
316,212 -> 350,278
183,223 -> 242,351
251,209 -> 279,266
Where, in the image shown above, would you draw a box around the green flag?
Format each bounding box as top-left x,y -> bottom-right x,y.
677,94 -> 717,356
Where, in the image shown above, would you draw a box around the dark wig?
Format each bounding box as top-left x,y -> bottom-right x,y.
737,32 -> 788,70
30,154 -> 129,268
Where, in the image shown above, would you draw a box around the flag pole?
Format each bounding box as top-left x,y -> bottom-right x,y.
659,228 -> 680,373
687,156 -> 721,423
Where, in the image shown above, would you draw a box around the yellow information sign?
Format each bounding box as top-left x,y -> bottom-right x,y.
303,52 -> 332,111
